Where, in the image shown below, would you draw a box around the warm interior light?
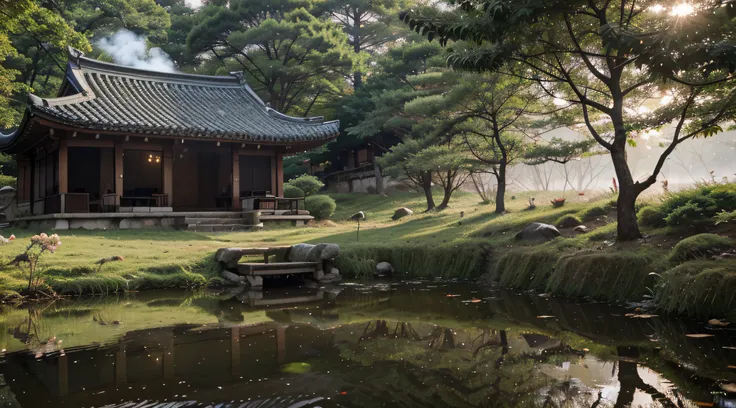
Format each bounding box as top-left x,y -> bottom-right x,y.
670,3 -> 694,16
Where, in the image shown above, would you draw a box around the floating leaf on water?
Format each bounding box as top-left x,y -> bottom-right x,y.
694,402 -> 715,407
708,319 -> 730,327
723,346 -> 736,350
727,365 -> 736,369
536,315 -> 555,319
470,299 -> 482,303
721,383 -> 736,393
281,362 -> 311,374
630,314 -> 658,319
538,293 -> 552,298
686,334 -> 715,338
446,294 -> 461,298
624,313 -> 637,317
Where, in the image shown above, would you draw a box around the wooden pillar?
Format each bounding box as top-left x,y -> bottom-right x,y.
232,145 -> 241,209
58,137 -> 68,194
231,327 -> 241,376
163,141 -> 173,207
276,153 -> 284,197
115,140 -> 124,198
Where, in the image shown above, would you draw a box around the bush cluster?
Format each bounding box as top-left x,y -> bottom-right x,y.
305,195 -> 336,220
286,175 -> 324,196
659,183 -> 736,226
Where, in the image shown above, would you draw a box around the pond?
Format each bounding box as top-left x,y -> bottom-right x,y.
0,282 -> 733,407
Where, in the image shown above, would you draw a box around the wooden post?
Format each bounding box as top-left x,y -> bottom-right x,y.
115,140 -> 124,199
232,144 -> 241,209
276,153 -> 284,197
58,137 -> 68,194
163,141 -> 173,207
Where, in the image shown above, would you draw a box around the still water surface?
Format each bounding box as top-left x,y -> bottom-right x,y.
0,282 -> 733,407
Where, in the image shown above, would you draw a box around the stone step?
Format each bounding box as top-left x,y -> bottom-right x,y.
187,223 -> 263,232
185,217 -> 251,225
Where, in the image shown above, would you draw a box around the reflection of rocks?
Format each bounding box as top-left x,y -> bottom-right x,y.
522,334 -> 563,350
0,374 -> 22,408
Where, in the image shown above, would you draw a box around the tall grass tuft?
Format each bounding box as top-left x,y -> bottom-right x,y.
494,249 -> 560,290
654,261 -> 736,319
336,242 -> 489,280
546,251 -> 653,301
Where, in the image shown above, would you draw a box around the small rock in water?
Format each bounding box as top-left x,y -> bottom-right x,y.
573,225 -> 589,233
376,262 -> 394,277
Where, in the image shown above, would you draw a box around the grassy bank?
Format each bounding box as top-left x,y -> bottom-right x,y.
0,186 -> 734,319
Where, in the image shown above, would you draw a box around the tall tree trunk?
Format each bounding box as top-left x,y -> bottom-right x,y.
421,172 -> 435,212
373,161 -> 384,195
611,146 -> 642,241
437,187 -> 452,210
495,163 -> 506,214
352,10 -> 363,89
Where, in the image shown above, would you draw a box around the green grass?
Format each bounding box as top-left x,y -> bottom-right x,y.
654,260 -> 736,319
547,251 -> 655,301
0,189 -> 601,296
668,233 -> 735,264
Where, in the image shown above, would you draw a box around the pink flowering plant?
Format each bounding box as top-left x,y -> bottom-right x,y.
10,233 -> 62,295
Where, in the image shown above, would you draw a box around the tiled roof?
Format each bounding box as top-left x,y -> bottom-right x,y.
0,48 -> 339,151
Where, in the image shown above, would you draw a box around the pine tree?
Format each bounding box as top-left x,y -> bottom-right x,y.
401,0 -> 736,240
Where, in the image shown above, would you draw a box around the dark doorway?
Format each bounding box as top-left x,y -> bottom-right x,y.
69,147 -> 101,201
123,150 -> 163,198
240,155 -> 272,196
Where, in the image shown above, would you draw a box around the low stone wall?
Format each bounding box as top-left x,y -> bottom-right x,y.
15,214 -> 188,230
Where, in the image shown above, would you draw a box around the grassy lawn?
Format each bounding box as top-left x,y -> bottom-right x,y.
0,189 -> 611,295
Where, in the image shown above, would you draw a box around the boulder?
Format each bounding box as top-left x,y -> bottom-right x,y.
221,270 -> 245,284
376,262 -> 394,276
288,243 -> 340,262
392,207 -> 414,220
320,268 -> 342,283
514,222 -> 561,242
557,215 -> 582,229
574,225 -> 590,233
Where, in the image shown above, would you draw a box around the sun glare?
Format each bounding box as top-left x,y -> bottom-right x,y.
649,4 -> 665,13
670,3 -> 695,16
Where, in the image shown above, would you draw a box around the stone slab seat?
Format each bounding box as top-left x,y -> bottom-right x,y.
216,246 -> 291,269
236,262 -> 320,276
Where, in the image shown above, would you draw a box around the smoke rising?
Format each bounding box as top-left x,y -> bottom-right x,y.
97,29 -> 177,73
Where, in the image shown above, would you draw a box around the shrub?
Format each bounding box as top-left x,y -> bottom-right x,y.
580,205 -> 607,222
660,183 -> 736,226
555,215 -> 582,229
305,195 -> 336,220
283,185 -> 305,198
286,175 -> 324,196
0,175 -> 16,188
714,210 -> 736,225
637,206 -> 666,228
668,233 -> 735,264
